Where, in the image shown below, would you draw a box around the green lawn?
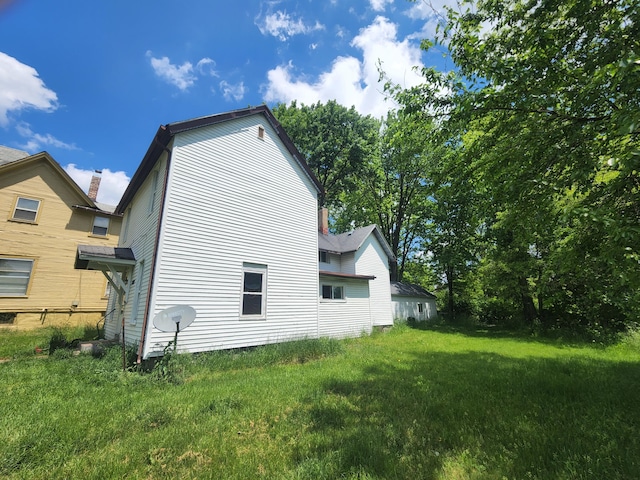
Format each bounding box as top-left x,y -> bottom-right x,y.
1,324 -> 639,479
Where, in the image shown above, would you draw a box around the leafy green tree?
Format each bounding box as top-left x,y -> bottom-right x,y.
424,145 -> 482,317
272,100 -> 380,208
398,0 -> 639,328
335,110 -> 435,281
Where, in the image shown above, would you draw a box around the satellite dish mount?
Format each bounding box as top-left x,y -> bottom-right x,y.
152,305 -> 197,352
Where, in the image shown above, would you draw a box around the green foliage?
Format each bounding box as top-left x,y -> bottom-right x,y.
336,110 -> 437,281
272,100 -> 380,207
390,0 -> 640,331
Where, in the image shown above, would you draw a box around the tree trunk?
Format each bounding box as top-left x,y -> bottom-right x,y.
447,267 -> 455,318
519,277 -> 538,324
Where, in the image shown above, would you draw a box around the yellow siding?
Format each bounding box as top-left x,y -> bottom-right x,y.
0,158 -> 122,329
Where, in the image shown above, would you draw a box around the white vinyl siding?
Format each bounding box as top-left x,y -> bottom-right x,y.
354,235 -> 393,326
104,152 -> 168,344
318,252 -> 341,273
318,277 -> 371,338
142,115 -> 320,357
392,296 -> 438,321
0,258 -> 34,296
148,170 -> 159,215
129,259 -> 145,325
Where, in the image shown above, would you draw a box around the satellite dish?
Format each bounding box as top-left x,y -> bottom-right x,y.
153,305 -> 196,333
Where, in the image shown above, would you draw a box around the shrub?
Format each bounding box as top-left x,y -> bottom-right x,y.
48,328 -> 69,355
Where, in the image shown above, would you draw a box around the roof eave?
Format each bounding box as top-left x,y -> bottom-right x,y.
319,270 -> 376,280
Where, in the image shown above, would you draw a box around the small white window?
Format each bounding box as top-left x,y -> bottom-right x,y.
321,284 -> 344,300
12,197 -> 41,222
0,258 -> 34,296
92,216 -> 110,236
319,251 -> 330,263
241,264 -> 267,318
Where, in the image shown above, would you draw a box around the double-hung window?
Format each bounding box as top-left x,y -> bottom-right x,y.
241,264 -> 267,318
92,216 -> 110,236
12,197 -> 41,222
0,258 -> 34,296
321,284 -> 344,300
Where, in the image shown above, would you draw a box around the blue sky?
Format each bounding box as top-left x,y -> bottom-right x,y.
0,0 -> 451,206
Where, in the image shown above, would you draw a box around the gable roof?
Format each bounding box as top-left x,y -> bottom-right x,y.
116,105 -> 324,214
0,151 -> 117,215
390,281 -> 436,299
0,145 -> 29,165
318,224 -> 396,262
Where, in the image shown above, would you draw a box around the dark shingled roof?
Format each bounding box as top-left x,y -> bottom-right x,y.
75,245 -> 136,271
318,224 -> 395,261
390,281 -> 436,299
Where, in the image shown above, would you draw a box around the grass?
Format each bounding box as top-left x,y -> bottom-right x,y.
0,325 -> 99,360
1,324 -> 639,479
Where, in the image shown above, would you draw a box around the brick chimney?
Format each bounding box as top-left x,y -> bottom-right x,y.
318,207 -> 329,235
88,170 -> 102,201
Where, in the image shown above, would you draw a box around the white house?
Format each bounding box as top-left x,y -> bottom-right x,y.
390,281 -> 438,321
318,214 -> 395,337
74,106 -> 394,360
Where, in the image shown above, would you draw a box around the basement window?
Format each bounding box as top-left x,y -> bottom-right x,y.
0,312 -> 15,324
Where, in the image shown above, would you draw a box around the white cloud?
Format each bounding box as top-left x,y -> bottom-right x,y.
263,16 -> 425,118
16,122 -> 78,152
147,51 -> 196,91
257,11 -> 324,41
64,164 -> 130,207
0,51 -> 58,126
405,0 -> 459,39
196,57 -> 218,77
370,0 -> 393,12
219,81 -> 246,101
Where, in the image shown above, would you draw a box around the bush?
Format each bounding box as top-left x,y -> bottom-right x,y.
48,328 -> 69,355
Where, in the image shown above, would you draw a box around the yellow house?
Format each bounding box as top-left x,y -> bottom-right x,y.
0,148 -> 122,329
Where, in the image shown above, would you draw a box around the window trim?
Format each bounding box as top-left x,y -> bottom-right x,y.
240,263 -> 267,319
321,284 -> 345,301
0,257 -> 36,297
91,215 -> 110,237
10,196 -> 42,224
